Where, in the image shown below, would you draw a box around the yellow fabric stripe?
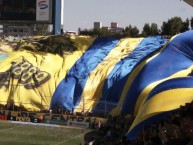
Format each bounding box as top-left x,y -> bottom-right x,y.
0,36 -> 94,111
129,87 -> 193,132
134,65 -> 193,115
141,88 -> 193,116
74,38 -> 143,113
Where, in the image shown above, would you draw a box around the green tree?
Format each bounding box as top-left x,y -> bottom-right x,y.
79,29 -> 93,36
190,17 -> 193,29
142,23 -> 151,37
92,28 -> 101,36
161,21 -> 169,36
150,23 -> 159,36
123,25 -> 139,37
181,18 -> 190,32
123,25 -> 132,37
34,24 -> 50,35
142,23 -> 158,37
100,27 -> 111,36
161,17 -> 183,36
130,26 -> 139,37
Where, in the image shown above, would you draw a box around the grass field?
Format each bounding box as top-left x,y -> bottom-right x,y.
0,121 -> 91,145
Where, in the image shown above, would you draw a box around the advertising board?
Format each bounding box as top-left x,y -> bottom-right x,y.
0,0 -> 53,24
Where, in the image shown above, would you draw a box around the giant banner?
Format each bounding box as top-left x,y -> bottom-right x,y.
1,31 -> 193,139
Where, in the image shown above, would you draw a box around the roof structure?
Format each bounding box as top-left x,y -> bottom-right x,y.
183,0 -> 193,7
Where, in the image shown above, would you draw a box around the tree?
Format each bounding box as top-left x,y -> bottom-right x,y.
34,24 -> 50,36
191,17 -> 193,30
181,18 -> 190,32
123,25 -> 132,37
142,23 -> 159,37
142,23 -> 151,37
161,17 -> 183,36
123,25 -> 139,37
150,23 -> 159,36
79,29 -> 93,36
92,28 -> 101,36
100,27 -> 111,36
130,26 -> 139,37
92,27 -> 112,36
161,21 -> 170,36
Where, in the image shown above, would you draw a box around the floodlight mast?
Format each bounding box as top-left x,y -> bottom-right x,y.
52,0 -> 62,35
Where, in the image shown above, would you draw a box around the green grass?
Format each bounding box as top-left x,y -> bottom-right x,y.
0,121 -> 91,145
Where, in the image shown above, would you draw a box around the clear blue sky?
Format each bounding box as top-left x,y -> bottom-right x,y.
62,0 -> 193,32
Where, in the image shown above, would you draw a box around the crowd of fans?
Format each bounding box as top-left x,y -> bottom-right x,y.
87,101 -> 193,145
0,99 -> 193,145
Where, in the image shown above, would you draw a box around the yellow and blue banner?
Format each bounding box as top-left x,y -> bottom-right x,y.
126,30 -> 193,139
0,30 -> 193,140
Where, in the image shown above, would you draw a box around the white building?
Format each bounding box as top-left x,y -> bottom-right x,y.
94,22 -> 102,29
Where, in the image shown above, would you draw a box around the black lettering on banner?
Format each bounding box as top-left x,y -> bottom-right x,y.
19,66 -> 38,84
0,59 -> 51,89
11,61 -> 23,72
12,61 -> 31,79
25,71 -> 50,89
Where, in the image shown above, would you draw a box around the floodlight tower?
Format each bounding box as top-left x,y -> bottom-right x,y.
62,0 -> 64,33
53,0 -> 62,35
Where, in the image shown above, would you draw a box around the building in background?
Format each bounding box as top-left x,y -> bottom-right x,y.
110,22 -> 124,33
94,22 -> 102,29
111,22 -> 118,29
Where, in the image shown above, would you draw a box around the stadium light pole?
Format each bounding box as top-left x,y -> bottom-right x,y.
53,0 -> 62,35
61,0 -> 65,33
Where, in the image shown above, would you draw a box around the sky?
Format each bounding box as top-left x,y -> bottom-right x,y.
61,0 -> 193,32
